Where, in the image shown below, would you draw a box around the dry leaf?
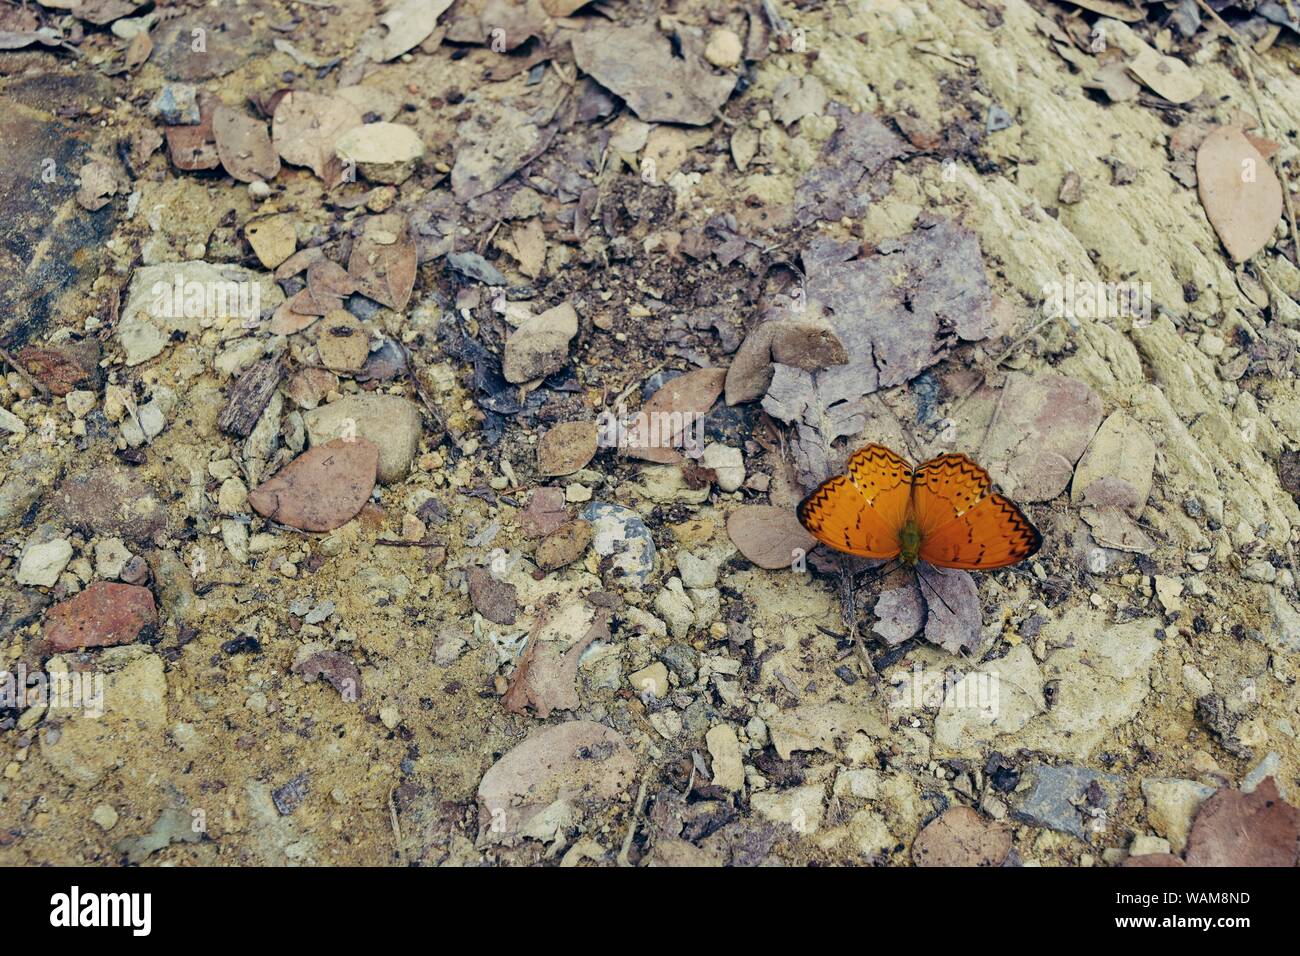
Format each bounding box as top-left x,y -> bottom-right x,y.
504,604 -> 609,717
624,367 -> 726,464
1197,125 -> 1284,263
1184,778 -> 1300,867
912,807 -> 1012,866
213,106 -> 280,183
347,214 -> 417,311
726,504 -> 816,570
371,0 -> 454,62
248,438 -> 379,532
537,421 -> 598,476
272,91 -> 363,182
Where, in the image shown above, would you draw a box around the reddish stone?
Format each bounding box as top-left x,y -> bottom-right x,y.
43,582 -> 158,652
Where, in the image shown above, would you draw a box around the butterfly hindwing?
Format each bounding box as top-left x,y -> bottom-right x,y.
797,444 -> 912,559
913,453 -> 1041,569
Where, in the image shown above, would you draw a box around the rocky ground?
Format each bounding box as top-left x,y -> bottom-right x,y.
2,0 -> 1300,866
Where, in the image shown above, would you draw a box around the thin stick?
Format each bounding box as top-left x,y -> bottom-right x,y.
0,347 -> 49,399
616,780 -> 647,867
915,564 -> 956,618
837,553 -> 878,682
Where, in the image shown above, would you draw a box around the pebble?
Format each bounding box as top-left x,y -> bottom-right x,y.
503,302 -> 578,383
629,662 -> 669,699
565,482 -> 592,503
1130,835 -> 1172,856
65,390 -> 96,418
701,442 -> 745,492
149,83 -> 199,125
93,538 -> 132,579
654,578 -> 696,640
303,393 -> 422,485
91,804 -> 119,831
1012,763 -> 1123,839
218,477 -> 249,515
1243,560 -> 1276,583
43,582 -> 158,651
706,724 -> 745,791
1140,777 -> 1216,852
334,122 -> 425,185
581,502 -> 656,585
675,550 -> 719,589
704,28 -> 743,69
16,536 -> 73,587
468,567 -> 517,625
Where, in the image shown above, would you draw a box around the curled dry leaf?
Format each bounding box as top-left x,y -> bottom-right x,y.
76,160 -> 118,211
213,105 -> 280,183
1196,125 -> 1284,264
537,420 -> 598,476
247,437 -> 379,532
912,806 -> 1012,867
624,367 -> 726,464
272,91 -> 363,182
727,504 -> 816,570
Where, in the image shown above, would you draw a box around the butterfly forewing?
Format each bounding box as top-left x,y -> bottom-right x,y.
797,444 -> 913,559
912,453 -> 1041,569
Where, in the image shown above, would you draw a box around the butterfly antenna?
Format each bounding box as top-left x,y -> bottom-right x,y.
916,564 -> 956,618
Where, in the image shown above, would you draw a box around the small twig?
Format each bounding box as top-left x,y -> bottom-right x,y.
0,346 -> 49,399
616,780 -> 647,867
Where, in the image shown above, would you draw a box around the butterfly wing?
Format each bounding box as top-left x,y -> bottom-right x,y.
797,444 -> 913,559
914,453 -> 1042,570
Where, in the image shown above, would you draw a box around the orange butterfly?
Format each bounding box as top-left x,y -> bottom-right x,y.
797,444 -> 1041,570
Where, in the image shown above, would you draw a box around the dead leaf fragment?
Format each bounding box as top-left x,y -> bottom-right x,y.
504,604 -> 608,717
1184,778 -> 1300,867
571,25 -> 737,126
1196,125 -> 1284,263
347,215 -> 417,311
248,438 -> 379,532
912,806 -> 1012,866
624,367 -> 726,463
538,421 -> 598,476
76,160 -> 118,211
272,91 -> 363,182
245,215 -> 297,269
213,106 -> 280,183
726,505 -> 816,570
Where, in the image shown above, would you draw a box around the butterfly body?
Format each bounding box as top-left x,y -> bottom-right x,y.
797,444 -> 1041,570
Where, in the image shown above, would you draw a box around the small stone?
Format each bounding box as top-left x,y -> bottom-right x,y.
65,390 -> 96,418
379,705 -> 400,730
706,724 -> 745,791
149,84 -> 199,125
701,443 -> 745,491
675,550 -> 718,589
335,122 -> 425,184
17,537 -> 73,587
1130,834 -> 1172,857
401,514 -> 426,541
629,662 -> 669,699
93,538 -> 132,579
654,578 -> 695,640
1141,777 -> 1216,853
43,582 -> 158,651
565,482 -> 592,503
1243,560 -> 1276,583
92,803 -> 119,830
704,28 -> 742,69
503,302 -> 578,384
217,477 -> 249,515
752,782 -> 826,834
661,644 -> 698,684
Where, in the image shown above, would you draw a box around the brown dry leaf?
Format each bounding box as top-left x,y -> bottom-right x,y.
272,91 -> 363,182
1056,0 -> 1143,20
919,566 -> 982,655
213,106 -> 280,183
248,437 -> 379,532
571,24 -> 737,126
15,345 -> 95,396
540,0 -> 589,14
872,568 -> 924,645
269,291 -> 323,336
244,215 -> 297,270
505,217 -> 545,278
1196,125 -> 1284,264
912,806 -> 1012,866
725,320 -> 847,405
347,214 -> 417,311
476,720 -> 635,843
301,259 -> 359,315
1184,778 -> 1300,867
451,100 -> 556,201
727,505 -> 816,570
503,604 -> 609,717
537,421 -> 598,476
535,520 -> 592,571
624,367 -> 726,464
